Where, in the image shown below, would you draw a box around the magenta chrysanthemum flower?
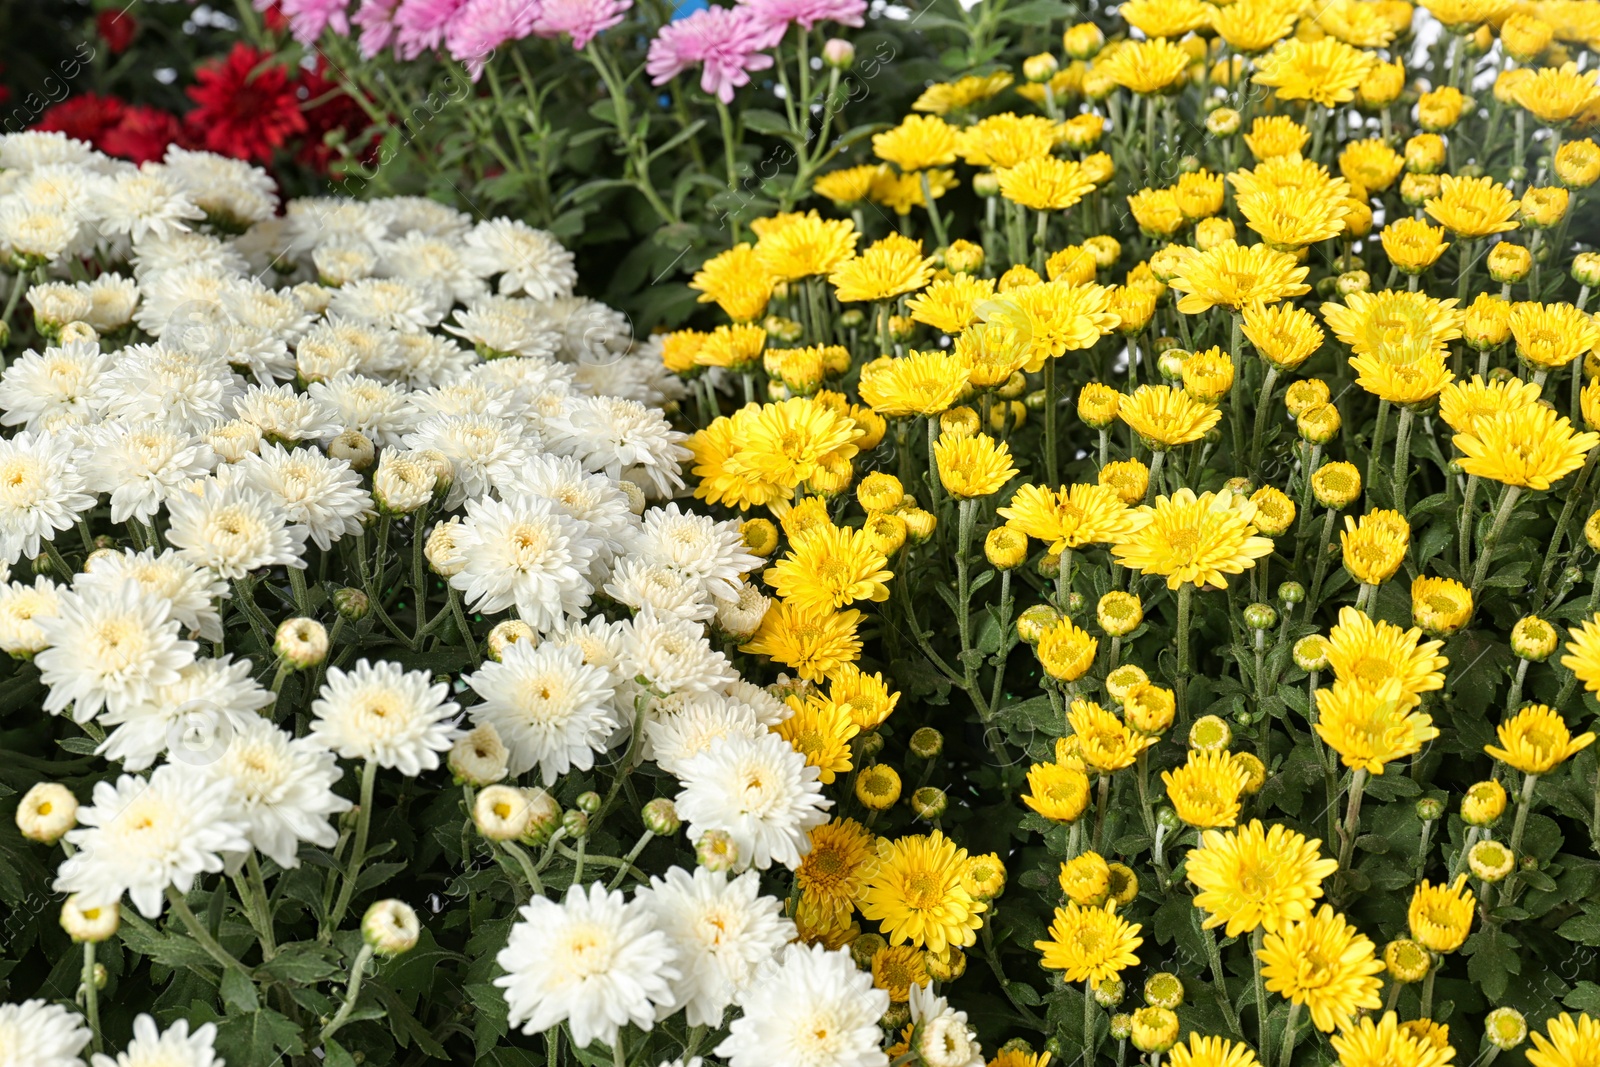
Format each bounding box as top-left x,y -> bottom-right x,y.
447,0 -> 540,77
351,0 -> 402,58
737,0 -> 865,48
531,0 -> 632,49
646,6 -> 775,104
392,0 -> 468,59
269,0 -> 353,44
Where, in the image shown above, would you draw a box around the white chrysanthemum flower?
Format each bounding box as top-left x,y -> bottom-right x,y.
88,1013 -> 223,1067
543,394 -> 689,500
405,411 -> 532,509
221,276 -> 315,342
465,641 -> 617,784
467,351 -> 576,400
0,574 -> 60,658
310,658 -> 461,776
377,195 -> 472,238
131,268 -> 232,348
573,358 -> 660,405
495,882 -> 679,1050
83,423 -> 216,525
675,731 -> 829,871
392,332 -> 476,389
725,680 -> 792,727
371,448 -> 439,514
236,443 -> 371,550
463,218 -> 577,300
203,420 -> 263,464
294,315 -> 398,383
165,477 -> 309,579
307,375 -> 415,448
160,146 -> 279,228
96,653 -> 274,770
76,274 -> 140,333
636,504 -> 762,604
329,276 -> 451,333
645,696 -> 766,776
312,240 -> 379,286
0,998 -> 92,1067
0,430 -> 95,565
636,866 -> 795,1027
234,383 -> 340,444
450,495 -> 595,629
292,281 -> 333,315
0,200 -> 80,266
623,607 -> 737,697
34,581 -> 196,724
909,983 -> 985,1067
77,547 -> 229,642
500,453 -> 638,575
0,340 -> 111,431
544,615 -> 630,687
98,165 -> 206,243
714,582 -> 771,641
92,341 -> 238,432
286,197 -> 389,257
129,231 -> 249,281
717,943 -> 889,1067
541,295 -> 633,364
445,297 -> 562,359
0,130 -> 99,171
382,231 -> 488,304
55,764 -> 249,918
25,282 -> 93,329
197,716 -> 352,869
410,378 -> 513,422
606,559 -> 714,623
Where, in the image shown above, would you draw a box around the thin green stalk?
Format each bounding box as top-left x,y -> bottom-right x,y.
1252,927 -> 1270,1065
1250,365 -> 1280,474
1337,768 -> 1370,873
1304,510 -> 1339,621
1391,406 -> 1416,512
921,171 -> 950,249
164,887 -> 250,978
81,942 -> 101,1055
1458,474 -> 1480,574
1176,583 -> 1194,726
1365,399 -> 1391,502
1498,771 -> 1540,903
1279,1001 -> 1302,1067
327,760 -> 378,937
1469,485 -> 1523,597
1044,359 -> 1059,486
319,943 -> 375,1045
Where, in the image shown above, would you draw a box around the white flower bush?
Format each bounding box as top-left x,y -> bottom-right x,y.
0,132 -> 850,1067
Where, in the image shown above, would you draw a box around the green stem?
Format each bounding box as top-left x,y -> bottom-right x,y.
81,941 -> 101,1055
327,760 -> 378,937
1044,358 -> 1060,486
1279,1000 -> 1302,1067
164,887 -> 250,978
1365,399 -> 1391,503
1458,474 -> 1480,575
1176,583 -> 1194,726
1391,406 -> 1416,513
1250,365 -> 1280,475
1252,926 -> 1270,1065
319,943 -> 375,1045
1469,484 -> 1523,597
1498,771 -> 1539,903
1337,768 -> 1369,873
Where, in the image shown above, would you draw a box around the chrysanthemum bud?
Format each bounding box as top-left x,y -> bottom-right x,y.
1298,403 -> 1342,444
696,828 -> 740,870
362,899 -> 420,956
520,787 -> 562,845
17,782 -> 77,844
855,764 -> 902,810
1105,664 -> 1148,705
333,587 -> 369,620
1520,187 -> 1569,229
1130,1006 -> 1179,1054
1091,976 -> 1125,1008
1188,714 -> 1231,752
909,727 -> 943,760
449,724 -> 509,786
1336,270 -> 1371,296
1405,133 -> 1447,174
1462,780 -> 1506,825
1468,839 -> 1515,882
1036,551 -> 1061,579
1233,752 -> 1266,794
1555,139 -> 1600,188
642,798 -> 680,836
985,526 -> 1028,570
619,479 -> 647,515
60,895 -> 118,943
1243,603 -> 1277,630
1156,806 -> 1180,832
911,786 -> 947,820
569,792 -> 598,816
821,37 -> 855,69
424,518 -> 465,577
474,784 -> 533,841
1157,351 -> 1187,381
901,508 -> 937,542
1096,591 -> 1143,637
1311,461 -> 1362,509
1017,604 -> 1060,644
328,430 -> 375,471
1293,634 -> 1332,672
1510,615 -> 1558,661
486,620 -> 536,662
1278,581 -> 1306,605
275,617 -> 328,668
1415,797 -> 1445,822
1485,1008 -> 1528,1050
925,947 -> 966,982
1023,52 -> 1059,82
1144,972 -> 1184,1009
1486,241 -> 1532,284
562,809 -> 590,839
1063,22 -> 1104,58
1384,938 -> 1431,983
1206,107 -> 1241,136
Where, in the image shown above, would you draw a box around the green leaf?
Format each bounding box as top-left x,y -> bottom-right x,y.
118,919 -> 224,974
1557,907 -> 1600,945
219,967 -> 260,1014
1565,981 -> 1600,1014
324,1039 -> 359,1067
997,0 -> 1076,25
740,109 -> 793,137
257,942 -> 343,986
57,736 -> 99,755
213,1009 -> 305,1066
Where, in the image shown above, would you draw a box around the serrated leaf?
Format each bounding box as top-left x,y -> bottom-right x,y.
257,942 -> 342,986
219,967 -> 260,1013
213,1008 -> 305,1065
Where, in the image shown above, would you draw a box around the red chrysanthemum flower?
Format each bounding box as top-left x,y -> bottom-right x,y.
102,107 -> 189,164
97,9 -> 138,54
35,93 -> 127,144
184,43 -> 307,162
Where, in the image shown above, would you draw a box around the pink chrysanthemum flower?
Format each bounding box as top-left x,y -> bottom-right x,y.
448,0 -> 540,77
351,0 -> 402,58
738,0 -> 865,48
531,0 -> 632,49
270,0 -> 354,44
647,6 -> 775,104
392,0 -> 468,59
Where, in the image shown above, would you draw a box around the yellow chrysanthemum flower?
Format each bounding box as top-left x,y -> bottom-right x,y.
1511,62 -> 1600,125
775,694 -> 860,783
1320,289 -> 1461,359
1067,698 -> 1155,772
997,156 -> 1098,212
660,328 -> 706,374
1099,37 -> 1191,94
1242,117 -> 1311,163
1408,875 -> 1475,954
1332,1011 -> 1456,1067
796,817 -> 878,923
1212,0 -> 1299,53
1315,0 -> 1399,47
1417,0 -> 1512,27
1424,175 -> 1521,238
869,944 -> 927,1003
690,414 -> 791,511
828,663 -> 899,730
1528,1013 -> 1600,1067
1242,300 -> 1324,370
1349,341 -> 1455,405
1186,819 -> 1340,937
1437,374 -> 1542,434
766,523 -> 893,614
1036,900 -> 1144,983
1508,300 -> 1600,371
1113,487 -> 1274,589
754,211 -> 860,281
1162,749 -> 1250,828
1169,241 -> 1311,313
1000,482 -> 1145,552
859,830 -> 988,953
873,114 -> 960,172
1167,1034 -> 1263,1067
908,274 -> 997,334
912,71 -> 1015,115
1117,384 -> 1223,450
813,164 -> 884,205
1340,138 -> 1405,192
1237,184 -> 1352,249
934,432 -> 1018,498
1180,347 -> 1235,405
1258,905 -> 1385,1032
736,397 -> 863,489
691,243 -> 777,322
1411,575 -> 1473,635
858,349 -> 973,417
869,167 -> 958,214
740,600 -> 863,682
696,323 -> 767,370
1314,678 -> 1440,774
1381,218 -> 1450,274
1253,36 -> 1376,106
1121,0 -> 1213,36
1024,759 -> 1092,822
953,322 -> 1031,389
829,234 -> 936,304
1484,703 -> 1596,774
990,282 -> 1121,372
1561,614 -> 1600,693
956,113 -> 1060,169
1453,403 -> 1599,489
